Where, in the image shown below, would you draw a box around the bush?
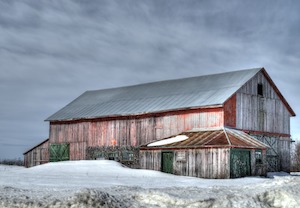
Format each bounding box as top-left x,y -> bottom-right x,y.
291,142 -> 300,172
0,158 -> 24,166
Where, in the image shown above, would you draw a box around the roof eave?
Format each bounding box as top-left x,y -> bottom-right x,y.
45,104 -> 223,122
23,138 -> 49,155
261,68 -> 296,117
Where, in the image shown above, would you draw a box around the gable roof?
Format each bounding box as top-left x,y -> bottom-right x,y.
46,67 -> 294,121
141,127 -> 269,150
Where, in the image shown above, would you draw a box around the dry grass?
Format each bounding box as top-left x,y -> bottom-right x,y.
0,159 -> 23,166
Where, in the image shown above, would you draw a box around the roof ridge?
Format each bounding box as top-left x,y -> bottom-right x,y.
86,67 -> 263,93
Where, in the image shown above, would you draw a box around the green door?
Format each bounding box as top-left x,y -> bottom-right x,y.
50,143 -> 70,162
230,149 -> 251,178
161,151 -> 173,174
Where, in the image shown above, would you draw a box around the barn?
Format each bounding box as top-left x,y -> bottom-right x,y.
24,67 -> 295,177
140,127 -> 269,178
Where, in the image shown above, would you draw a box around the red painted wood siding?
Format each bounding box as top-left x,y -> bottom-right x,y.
49,108 -> 225,159
224,94 -> 237,128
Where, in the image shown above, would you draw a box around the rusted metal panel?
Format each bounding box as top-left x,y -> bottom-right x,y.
142,128 -> 268,150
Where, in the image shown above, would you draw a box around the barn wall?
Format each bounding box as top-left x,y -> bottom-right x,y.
236,71 -> 291,134
140,148 -> 230,179
224,94 -> 236,128
178,148 -> 230,179
24,140 -> 49,168
49,108 -> 224,160
252,135 -> 291,172
236,71 -> 293,172
140,150 -> 161,171
250,149 -> 267,176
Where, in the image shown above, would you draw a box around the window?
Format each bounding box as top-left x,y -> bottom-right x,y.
255,150 -> 262,164
257,83 -> 263,96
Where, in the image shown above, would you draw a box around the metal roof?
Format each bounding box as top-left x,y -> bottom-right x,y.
141,128 -> 269,149
23,138 -> 49,155
46,68 -> 262,121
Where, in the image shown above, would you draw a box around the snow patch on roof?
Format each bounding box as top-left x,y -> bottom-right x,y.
147,135 -> 189,147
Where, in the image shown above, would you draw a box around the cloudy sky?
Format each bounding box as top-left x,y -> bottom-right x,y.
0,0 -> 299,159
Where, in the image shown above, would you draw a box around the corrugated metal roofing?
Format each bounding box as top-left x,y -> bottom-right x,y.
46,68 -> 262,121
141,128 -> 269,149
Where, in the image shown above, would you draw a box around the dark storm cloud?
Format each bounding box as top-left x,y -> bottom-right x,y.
0,0 -> 300,159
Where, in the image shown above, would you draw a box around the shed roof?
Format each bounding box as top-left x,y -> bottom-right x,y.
141,128 -> 269,150
23,138 -> 49,155
47,68 -> 263,121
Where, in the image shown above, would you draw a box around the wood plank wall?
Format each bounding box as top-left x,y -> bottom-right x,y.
140,148 -> 230,179
224,94 -> 236,128
236,71 -> 291,134
251,149 -> 267,176
24,140 -> 49,168
252,134 -> 291,172
49,109 -> 224,160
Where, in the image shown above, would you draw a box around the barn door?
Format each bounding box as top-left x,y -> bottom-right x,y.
161,151 -> 174,174
255,135 -> 279,172
230,149 -> 251,178
264,137 -> 279,172
50,143 -> 70,162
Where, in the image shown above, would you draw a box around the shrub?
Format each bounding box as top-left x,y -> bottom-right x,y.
0,158 -> 24,166
291,142 -> 300,172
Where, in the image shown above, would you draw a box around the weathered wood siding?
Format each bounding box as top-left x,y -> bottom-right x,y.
49,108 -> 224,160
141,148 -> 267,178
24,140 -> 49,168
140,150 -> 161,171
224,94 -> 236,128
236,71 -> 291,134
251,149 -> 267,176
252,135 -> 290,172
140,148 -> 230,179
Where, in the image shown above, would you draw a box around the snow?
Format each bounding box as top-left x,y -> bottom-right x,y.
147,135 -> 189,146
1,161 -> 300,207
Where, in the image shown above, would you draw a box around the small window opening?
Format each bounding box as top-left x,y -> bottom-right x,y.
255,150 -> 262,164
257,83 -> 263,96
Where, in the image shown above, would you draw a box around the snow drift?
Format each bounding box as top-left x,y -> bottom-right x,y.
1,161 -> 300,207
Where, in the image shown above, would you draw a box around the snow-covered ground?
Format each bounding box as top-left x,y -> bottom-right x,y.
1,161 -> 300,207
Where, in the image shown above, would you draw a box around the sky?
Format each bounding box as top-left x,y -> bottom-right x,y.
0,0 -> 299,159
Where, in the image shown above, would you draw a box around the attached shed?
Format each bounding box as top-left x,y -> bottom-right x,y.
140,128 -> 269,179
23,139 -> 49,168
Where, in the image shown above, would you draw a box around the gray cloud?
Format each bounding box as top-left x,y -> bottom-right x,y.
0,0 -> 299,159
